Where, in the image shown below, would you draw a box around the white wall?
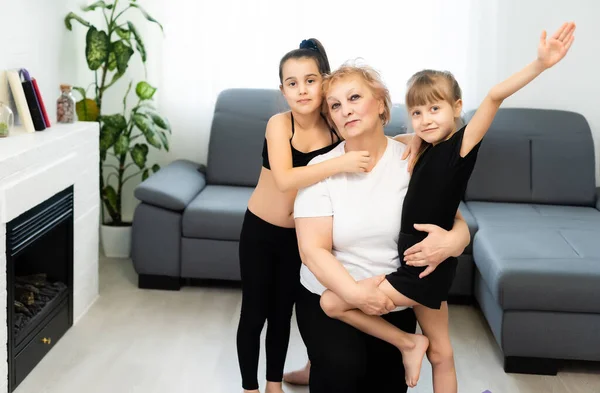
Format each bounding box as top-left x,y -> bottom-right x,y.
4,0 -> 599,223
0,0 -> 82,124
472,0 -> 600,184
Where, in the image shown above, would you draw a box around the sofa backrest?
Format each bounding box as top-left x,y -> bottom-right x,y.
464,108 -> 596,206
384,104 -> 410,137
206,89 -> 410,186
206,89 -> 288,186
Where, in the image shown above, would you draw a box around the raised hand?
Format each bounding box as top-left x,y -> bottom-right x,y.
538,21 -> 576,69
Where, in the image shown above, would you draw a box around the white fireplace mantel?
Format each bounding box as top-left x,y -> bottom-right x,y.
0,122 -> 100,392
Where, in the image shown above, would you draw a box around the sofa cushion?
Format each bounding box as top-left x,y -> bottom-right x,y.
134,160 -> 206,211
206,89 -> 288,187
459,201 -> 477,254
463,108 -> 595,206
472,224 -> 600,314
466,201 -> 600,231
182,185 -> 253,240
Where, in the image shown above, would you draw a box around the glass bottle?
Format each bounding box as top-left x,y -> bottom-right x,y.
56,84 -> 77,124
0,101 -> 14,137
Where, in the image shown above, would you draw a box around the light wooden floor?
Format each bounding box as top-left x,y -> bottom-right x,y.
14,255 -> 600,393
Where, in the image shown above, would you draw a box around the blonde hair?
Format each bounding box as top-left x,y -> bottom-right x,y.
322,63 -> 392,127
405,69 -> 462,109
406,70 -> 464,163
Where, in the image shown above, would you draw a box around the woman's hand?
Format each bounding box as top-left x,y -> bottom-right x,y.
400,134 -> 422,174
537,22 -> 576,70
403,224 -> 462,279
351,275 -> 396,316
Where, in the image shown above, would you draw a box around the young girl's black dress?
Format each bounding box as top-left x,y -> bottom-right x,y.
386,125 -> 481,309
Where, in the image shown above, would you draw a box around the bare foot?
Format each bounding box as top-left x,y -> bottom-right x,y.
265,381 -> 285,393
401,334 -> 429,388
283,361 -> 310,385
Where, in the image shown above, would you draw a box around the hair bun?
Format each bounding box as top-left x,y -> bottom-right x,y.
299,39 -> 319,53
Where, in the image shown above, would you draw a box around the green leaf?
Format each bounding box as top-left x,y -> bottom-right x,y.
107,51 -> 117,71
146,110 -> 170,133
129,3 -> 164,33
115,26 -> 131,41
73,86 -> 86,99
114,135 -> 130,156
102,185 -> 118,213
112,40 -> 134,74
157,130 -> 169,151
142,169 -> 150,181
64,12 -> 91,30
133,113 -> 161,149
108,70 -> 124,88
75,98 -> 99,121
82,1 -> 113,11
100,125 -> 121,153
152,164 -> 161,173
85,26 -> 109,70
99,114 -> 127,131
130,143 -> 149,169
135,81 -> 156,100
127,21 -> 146,62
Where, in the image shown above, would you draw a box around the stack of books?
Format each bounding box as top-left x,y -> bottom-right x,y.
3,68 -> 52,133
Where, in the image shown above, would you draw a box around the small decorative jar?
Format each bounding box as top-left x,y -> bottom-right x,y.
0,101 -> 14,137
56,84 -> 77,124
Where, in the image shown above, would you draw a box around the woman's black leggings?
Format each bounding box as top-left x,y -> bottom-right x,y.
236,209 -> 302,390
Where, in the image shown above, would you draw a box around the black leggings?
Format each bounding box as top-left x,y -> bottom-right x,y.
236,209 -> 302,390
296,286 -> 417,393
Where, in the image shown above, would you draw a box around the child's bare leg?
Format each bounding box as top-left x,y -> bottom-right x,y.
414,302 -> 457,393
320,284 -> 429,388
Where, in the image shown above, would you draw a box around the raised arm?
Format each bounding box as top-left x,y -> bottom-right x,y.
266,114 -> 369,192
462,21 -> 576,157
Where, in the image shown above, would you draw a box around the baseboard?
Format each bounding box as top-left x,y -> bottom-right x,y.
138,274 -> 182,291
504,356 -> 560,376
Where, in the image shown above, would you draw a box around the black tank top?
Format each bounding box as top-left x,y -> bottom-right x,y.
401,125 -> 481,234
262,113 -> 341,169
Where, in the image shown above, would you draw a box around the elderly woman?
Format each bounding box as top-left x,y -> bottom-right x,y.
292,64 -> 470,392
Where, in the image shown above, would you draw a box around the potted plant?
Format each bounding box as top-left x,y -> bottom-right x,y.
65,0 -> 170,258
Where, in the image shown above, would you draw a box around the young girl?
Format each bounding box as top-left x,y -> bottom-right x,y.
236,38 -> 417,393
319,21 -> 576,392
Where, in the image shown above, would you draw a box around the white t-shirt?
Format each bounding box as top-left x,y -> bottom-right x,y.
294,138 -> 411,296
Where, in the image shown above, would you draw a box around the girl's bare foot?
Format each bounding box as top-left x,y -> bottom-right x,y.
265,381 -> 285,393
283,361 -> 310,385
401,334 -> 429,388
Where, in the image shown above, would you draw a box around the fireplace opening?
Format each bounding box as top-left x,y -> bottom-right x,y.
6,186 -> 74,392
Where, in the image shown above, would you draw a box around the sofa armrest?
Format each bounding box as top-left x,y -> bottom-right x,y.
134,159 -> 206,211
596,187 -> 600,211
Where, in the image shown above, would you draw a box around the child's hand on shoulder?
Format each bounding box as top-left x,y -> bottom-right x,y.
337,150 -> 371,173
401,134 -> 422,174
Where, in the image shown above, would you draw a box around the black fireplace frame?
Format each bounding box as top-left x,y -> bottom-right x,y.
5,186 -> 74,391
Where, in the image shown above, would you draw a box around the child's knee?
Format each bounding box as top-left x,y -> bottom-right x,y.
320,291 -> 341,318
426,341 -> 454,367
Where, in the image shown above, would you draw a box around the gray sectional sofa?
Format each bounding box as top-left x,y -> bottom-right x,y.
131,88 -> 600,374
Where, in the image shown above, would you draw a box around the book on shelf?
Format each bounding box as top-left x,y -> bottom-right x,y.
3,68 -> 52,133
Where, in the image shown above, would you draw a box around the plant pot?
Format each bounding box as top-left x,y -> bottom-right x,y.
100,224 -> 131,258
